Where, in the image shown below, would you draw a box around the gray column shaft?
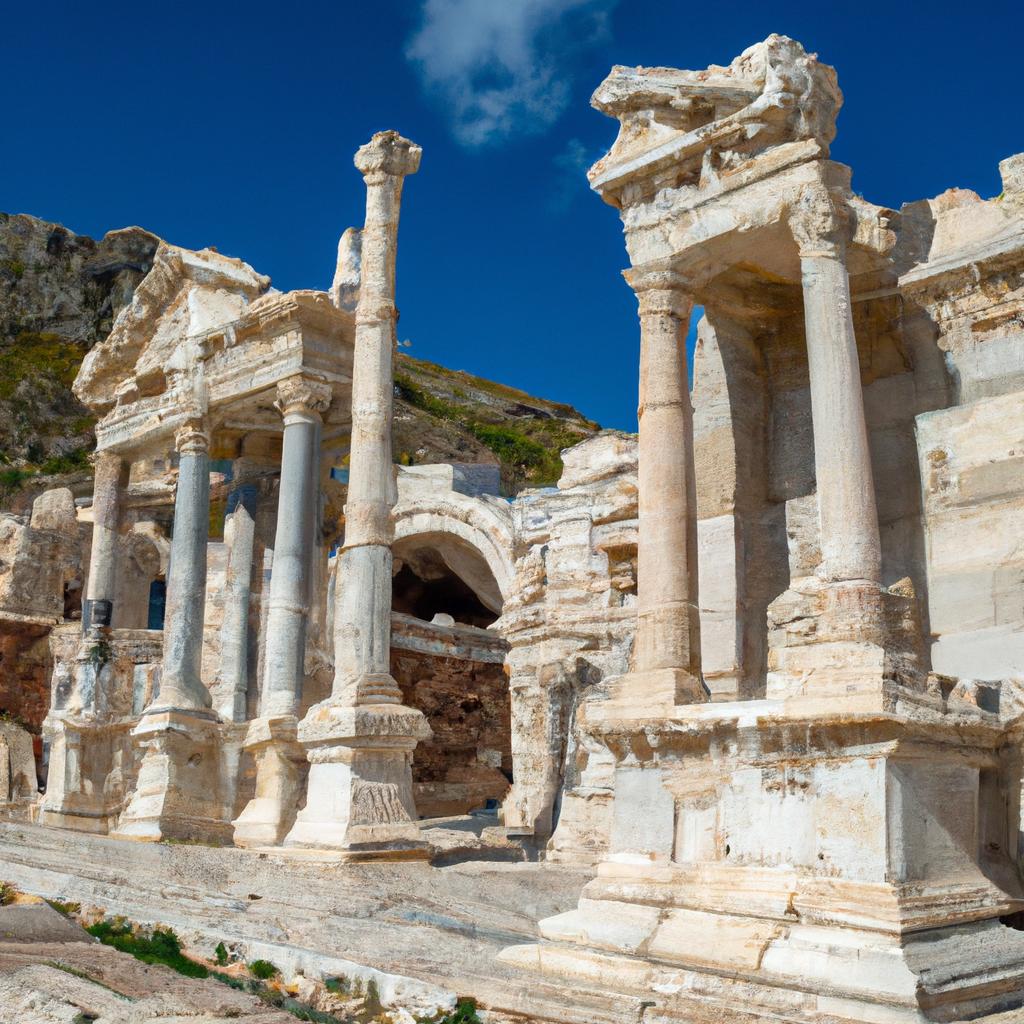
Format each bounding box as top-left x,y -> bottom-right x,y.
218,484 -> 257,722
262,416 -> 320,717
158,445 -> 212,711
84,453 -> 125,630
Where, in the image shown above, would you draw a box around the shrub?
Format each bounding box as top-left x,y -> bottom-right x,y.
214,941 -> 229,966
86,920 -> 208,979
248,958 -> 280,980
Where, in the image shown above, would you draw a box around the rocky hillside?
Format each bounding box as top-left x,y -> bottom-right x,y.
0,214 -> 160,506
0,213 -> 599,508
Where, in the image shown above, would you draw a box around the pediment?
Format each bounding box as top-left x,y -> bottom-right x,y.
74,243 -> 270,413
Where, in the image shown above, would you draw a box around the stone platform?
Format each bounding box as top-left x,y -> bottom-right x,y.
0,821 -> 615,1022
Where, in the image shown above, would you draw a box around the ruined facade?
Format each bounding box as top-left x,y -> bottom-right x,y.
1,34 -> 1023,1024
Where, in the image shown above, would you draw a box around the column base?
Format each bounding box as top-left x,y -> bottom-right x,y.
283,695 -> 431,858
112,709 -> 233,845
767,577 -> 926,698
600,668 -> 708,719
232,716 -> 307,849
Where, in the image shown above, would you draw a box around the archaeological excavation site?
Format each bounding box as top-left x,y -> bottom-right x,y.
2,31 -> 1024,1024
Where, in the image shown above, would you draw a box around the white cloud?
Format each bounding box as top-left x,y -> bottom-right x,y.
406,0 -> 617,148
549,137 -> 596,211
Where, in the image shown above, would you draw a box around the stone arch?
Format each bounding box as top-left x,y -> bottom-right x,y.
389,488 -> 517,820
391,495 -> 516,611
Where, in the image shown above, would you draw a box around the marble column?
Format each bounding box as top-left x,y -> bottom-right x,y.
789,182 -> 882,586
113,419 -> 231,843
285,131 -> 430,857
217,467 -> 258,723
82,451 -> 126,634
233,375 -> 331,847
615,269 -> 706,713
155,419 -> 214,712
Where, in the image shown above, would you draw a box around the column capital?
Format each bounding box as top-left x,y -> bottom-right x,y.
623,268 -> 693,317
274,375 -> 333,421
88,449 -> 122,473
355,131 -> 422,182
174,419 -> 210,455
789,182 -> 850,258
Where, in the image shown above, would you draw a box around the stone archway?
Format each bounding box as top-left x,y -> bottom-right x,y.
391,488 -> 517,820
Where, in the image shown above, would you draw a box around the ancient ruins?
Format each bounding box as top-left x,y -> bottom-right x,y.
1,33 -> 1024,1023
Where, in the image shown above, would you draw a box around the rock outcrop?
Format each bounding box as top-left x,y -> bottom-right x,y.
0,213 -> 598,511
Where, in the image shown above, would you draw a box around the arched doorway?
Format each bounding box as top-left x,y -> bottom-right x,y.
391,500 -> 515,821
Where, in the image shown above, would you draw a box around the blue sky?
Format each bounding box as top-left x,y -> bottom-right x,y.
5,0 -> 1021,431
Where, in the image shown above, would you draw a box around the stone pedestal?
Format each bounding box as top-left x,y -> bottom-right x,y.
112,710 -> 231,844
499,687 -> 1024,1022
284,703 -> 430,858
232,715 -> 306,848
39,715 -> 135,833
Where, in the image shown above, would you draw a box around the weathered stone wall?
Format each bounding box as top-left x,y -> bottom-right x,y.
0,622 -> 51,730
902,166 -> 1024,680
0,487 -> 84,730
391,615 -> 511,818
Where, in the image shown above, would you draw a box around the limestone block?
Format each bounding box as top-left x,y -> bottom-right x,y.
697,514 -> 743,700
917,392 -> 1024,678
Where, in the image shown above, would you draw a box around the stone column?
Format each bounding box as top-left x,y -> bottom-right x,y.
260,376 -> 331,717
217,470 -> 258,723
41,452 -> 128,831
615,269 -> 705,712
233,375 -> 330,848
285,131 -> 430,857
113,419 -> 231,843
82,451 -> 126,633
790,183 -> 882,586
154,420 -> 215,712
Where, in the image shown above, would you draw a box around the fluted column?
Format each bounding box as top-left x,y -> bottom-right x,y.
152,419 -> 214,712
261,375 -> 331,717
616,269 -> 706,712
285,131 -> 430,856
789,183 -> 882,586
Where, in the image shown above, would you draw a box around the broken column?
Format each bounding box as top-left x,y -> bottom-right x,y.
285,131 -> 430,856
40,459 -> 127,832
82,451 -> 126,633
609,269 -> 705,713
114,418 -> 231,843
233,374 -> 331,847
216,466 -> 259,723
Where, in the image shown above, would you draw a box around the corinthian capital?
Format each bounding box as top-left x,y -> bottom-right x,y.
354,131 -> 422,182
274,374 -> 333,419
174,418 -> 210,455
789,182 -> 850,258
624,268 -> 693,318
